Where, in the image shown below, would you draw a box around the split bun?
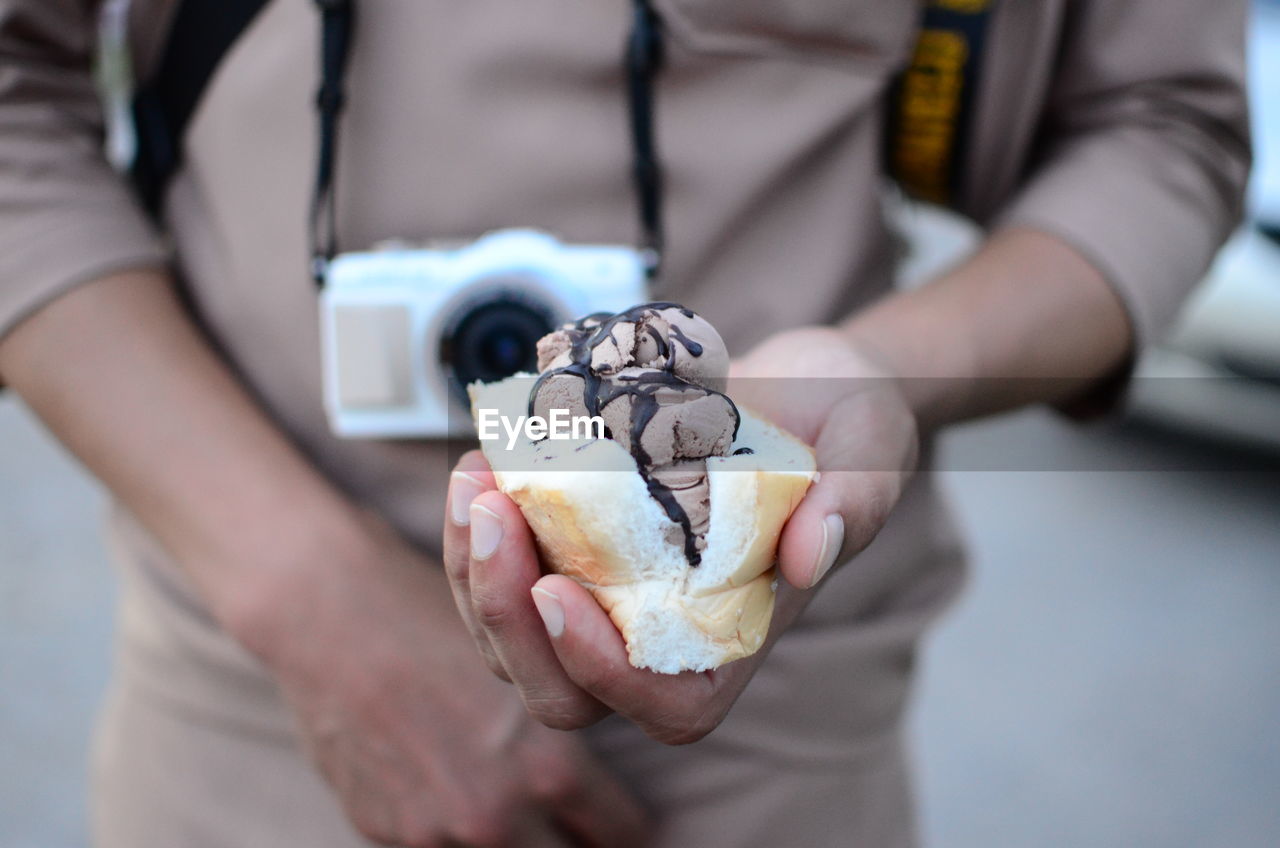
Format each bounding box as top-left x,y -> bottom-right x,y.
469,375 -> 816,673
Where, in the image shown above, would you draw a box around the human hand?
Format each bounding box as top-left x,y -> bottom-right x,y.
443,325 -> 918,745
229,514 -> 651,848
728,325 -> 920,589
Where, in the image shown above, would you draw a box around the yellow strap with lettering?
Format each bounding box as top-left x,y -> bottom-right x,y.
889,0 -> 992,206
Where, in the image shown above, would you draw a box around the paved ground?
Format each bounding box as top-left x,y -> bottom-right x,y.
917,414 -> 1280,848
1,399 -> 116,848
2,395 -> 1279,848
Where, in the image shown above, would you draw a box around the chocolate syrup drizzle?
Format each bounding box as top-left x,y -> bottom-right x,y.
528,303 -> 741,566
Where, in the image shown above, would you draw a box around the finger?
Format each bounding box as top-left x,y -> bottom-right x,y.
774,470 -> 871,591
443,451 -> 507,678
531,573 -> 721,745
467,490 -> 611,730
550,750 -> 653,848
776,392 -> 914,590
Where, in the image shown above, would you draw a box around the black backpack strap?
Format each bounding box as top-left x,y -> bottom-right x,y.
130,0 -> 272,214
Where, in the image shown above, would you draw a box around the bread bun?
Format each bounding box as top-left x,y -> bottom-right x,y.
469,375 -> 816,673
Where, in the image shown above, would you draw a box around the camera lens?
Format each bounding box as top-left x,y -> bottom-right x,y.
442,296 -> 555,401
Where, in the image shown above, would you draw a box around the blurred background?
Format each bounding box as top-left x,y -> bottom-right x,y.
4,2 -> 1280,847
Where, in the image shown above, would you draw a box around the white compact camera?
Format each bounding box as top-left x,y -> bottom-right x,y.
319,229 -> 648,438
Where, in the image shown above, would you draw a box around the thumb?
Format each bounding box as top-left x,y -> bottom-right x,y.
775,393 -> 916,589
776,471 -> 895,589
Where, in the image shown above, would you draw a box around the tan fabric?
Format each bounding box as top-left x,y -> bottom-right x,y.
0,0 -> 1249,845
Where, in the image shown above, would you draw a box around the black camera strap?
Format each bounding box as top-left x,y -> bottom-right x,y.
306,0 -> 667,284
626,0 -> 666,280
310,0 -> 356,283
132,0 -> 990,284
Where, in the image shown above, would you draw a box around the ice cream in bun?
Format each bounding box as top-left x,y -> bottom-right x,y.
469,304 -> 816,673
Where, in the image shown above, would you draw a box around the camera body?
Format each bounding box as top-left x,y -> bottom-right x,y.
319,229 -> 648,438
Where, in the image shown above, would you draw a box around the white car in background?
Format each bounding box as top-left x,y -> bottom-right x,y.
1126,0 -> 1280,453
1128,230 -> 1280,452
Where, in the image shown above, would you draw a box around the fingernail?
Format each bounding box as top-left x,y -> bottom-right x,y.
809,514 -> 845,588
470,504 -> 504,560
531,586 -> 565,638
449,472 -> 486,526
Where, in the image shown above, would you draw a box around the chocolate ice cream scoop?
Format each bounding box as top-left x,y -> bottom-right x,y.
536,305 -> 730,385
650,460 -> 714,553
527,303 -> 739,565
633,306 -> 731,392
598,371 -> 736,465
529,371 -> 589,422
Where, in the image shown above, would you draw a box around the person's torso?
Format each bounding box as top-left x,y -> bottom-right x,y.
126,0 -> 935,549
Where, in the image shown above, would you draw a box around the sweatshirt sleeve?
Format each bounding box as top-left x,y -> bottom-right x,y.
0,0 -> 169,343
993,0 -> 1251,348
